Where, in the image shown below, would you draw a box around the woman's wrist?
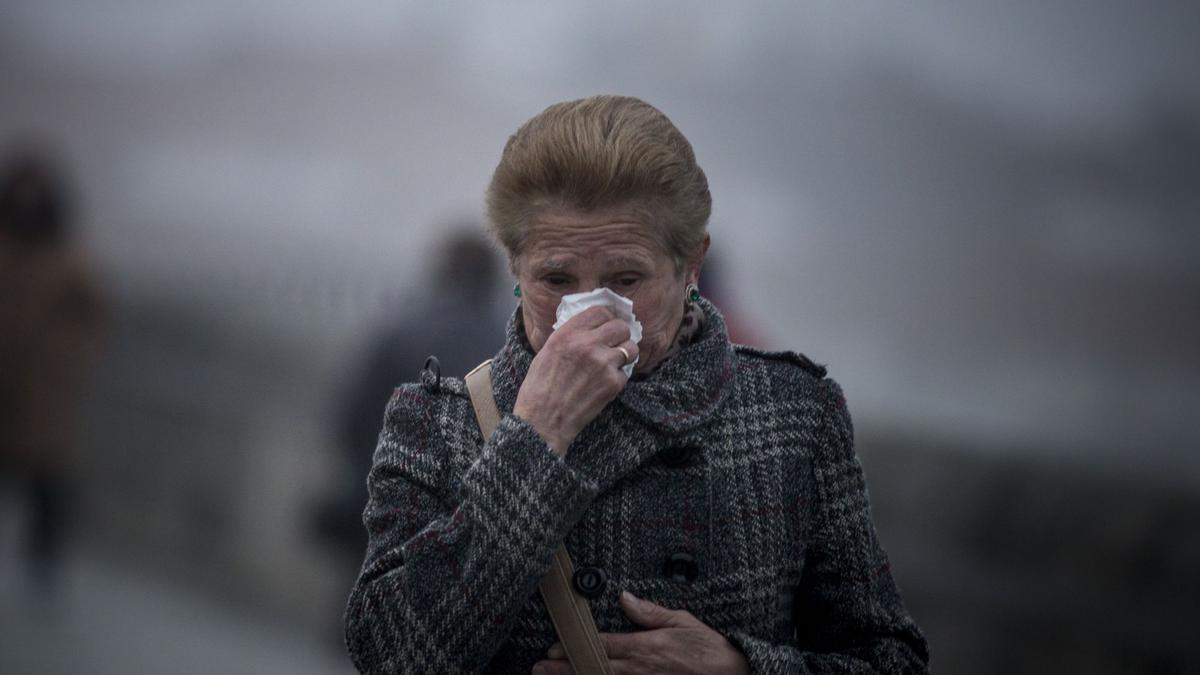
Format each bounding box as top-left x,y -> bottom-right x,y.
512,403 -> 572,456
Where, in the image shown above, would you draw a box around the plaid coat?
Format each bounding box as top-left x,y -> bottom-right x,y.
344,299 -> 929,673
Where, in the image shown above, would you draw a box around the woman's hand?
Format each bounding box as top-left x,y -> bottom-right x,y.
514,306 -> 639,455
533,592 -> 750,675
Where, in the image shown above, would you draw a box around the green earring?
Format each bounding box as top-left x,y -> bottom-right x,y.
685,283 -> 700,304
513,284 -> 521,298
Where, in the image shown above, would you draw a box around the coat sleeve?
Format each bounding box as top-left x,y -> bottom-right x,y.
344,384 -> 601,673
725,378 -> 931,674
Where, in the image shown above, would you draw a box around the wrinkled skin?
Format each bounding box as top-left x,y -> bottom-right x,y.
511,206 -> 707,455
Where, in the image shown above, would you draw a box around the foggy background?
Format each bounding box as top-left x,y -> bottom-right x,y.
1,1 -> 1197,673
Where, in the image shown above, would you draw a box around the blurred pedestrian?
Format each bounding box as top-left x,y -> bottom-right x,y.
0,149 -> 105,592
314,227 -> 506,627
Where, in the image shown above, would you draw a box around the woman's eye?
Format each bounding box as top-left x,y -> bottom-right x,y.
613,277 -> 639,288
543,275 -> 570,287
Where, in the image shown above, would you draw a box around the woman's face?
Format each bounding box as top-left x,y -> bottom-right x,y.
514,206 -> 705,374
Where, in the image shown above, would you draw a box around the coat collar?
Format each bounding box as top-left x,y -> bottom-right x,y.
488,297 -> 736,437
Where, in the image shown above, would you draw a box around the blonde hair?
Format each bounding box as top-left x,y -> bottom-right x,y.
485,95 -> 711,272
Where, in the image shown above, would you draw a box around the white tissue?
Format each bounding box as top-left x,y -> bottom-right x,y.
552,287 -> 643,377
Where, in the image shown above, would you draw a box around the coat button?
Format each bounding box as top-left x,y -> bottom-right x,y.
659,445 -> 698,468
573,566 -> 608,599
663,552 -> 699,584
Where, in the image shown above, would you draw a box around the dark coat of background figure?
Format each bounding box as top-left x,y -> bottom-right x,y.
316,231 -> 507,592
0,151 -> 104,590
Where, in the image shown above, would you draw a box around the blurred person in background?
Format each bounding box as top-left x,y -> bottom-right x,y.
315,228 -> 506,623
343,96 -> 928,673
0,148 -> 105,593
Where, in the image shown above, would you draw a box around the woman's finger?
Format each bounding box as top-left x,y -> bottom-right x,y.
546,632 -> 658,666
607,658 -> 642,674
617,339 -> 639,363
563,305 -> 616,330
591,317 -> 632,346
531,658 -> 574,675
598,631 -> 646,659
611,339 -> 639,369
619,590 -> 694,628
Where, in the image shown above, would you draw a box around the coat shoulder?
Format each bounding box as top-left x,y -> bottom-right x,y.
380,365 -> 477,455
386,370 -> 471,417
732,343 -> 829,381
378,374 -> 479,492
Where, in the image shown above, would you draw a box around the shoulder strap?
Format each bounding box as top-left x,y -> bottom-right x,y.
464,360 -> 613,675
464,359 -> 502,438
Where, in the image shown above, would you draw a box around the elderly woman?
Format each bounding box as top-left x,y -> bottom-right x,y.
344,96 -> 929,673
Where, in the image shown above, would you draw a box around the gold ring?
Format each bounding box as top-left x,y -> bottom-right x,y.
616,346 -> 631,365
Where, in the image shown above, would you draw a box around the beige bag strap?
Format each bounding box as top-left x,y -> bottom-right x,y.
464,359 -> 503,439
464,360 -> 613,675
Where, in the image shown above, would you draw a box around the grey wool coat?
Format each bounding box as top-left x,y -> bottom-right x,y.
344,298 -> 930,673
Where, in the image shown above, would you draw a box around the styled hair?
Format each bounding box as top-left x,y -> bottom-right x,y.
485,95 -> 711,273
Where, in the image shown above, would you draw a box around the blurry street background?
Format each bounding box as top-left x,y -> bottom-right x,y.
1,2 -> 1197,673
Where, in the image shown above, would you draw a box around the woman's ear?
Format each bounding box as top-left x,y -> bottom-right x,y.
687,235 -> 711,285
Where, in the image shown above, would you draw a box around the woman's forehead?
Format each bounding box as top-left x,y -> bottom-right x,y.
530,249 -> 657,271
522,213 -> 668,269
